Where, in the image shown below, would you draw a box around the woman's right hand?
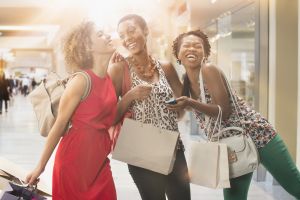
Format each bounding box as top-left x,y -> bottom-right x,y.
109,51 -> 125,64
129,84 -> 152,101
25,166 -> 44,185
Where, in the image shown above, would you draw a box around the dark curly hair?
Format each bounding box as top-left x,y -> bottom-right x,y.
172,30 -> 211,97
62,21 -> 94,70
118,14 -> 148,30
172,29 -> 211,63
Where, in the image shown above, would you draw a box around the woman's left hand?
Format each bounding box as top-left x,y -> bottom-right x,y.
166,96 -> 191,111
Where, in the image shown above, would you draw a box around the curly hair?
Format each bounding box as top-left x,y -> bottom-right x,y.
172,30 -> 211,97
62,21 -> 94,70
172,29 -> 211,63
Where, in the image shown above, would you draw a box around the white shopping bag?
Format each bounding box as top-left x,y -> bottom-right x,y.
189,141 -> 230,189
112,118 -> 179,175
0,157 -> 51,196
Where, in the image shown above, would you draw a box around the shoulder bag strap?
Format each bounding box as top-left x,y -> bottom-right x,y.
220,71 -> 244,120
200,69 -> 245,139
199,69 -> 210,125
72,71 -> 92,101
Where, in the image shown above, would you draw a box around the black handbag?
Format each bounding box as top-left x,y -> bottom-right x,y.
1,182 -> 46,200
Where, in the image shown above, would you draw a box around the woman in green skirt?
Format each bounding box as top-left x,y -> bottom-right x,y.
168,29 -> 300,200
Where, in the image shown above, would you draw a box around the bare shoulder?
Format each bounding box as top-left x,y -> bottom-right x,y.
202,63 -> 220,75
159,60 -> 182,97
159,60 -> 178,77
108,61 -> 127,78
108,61 -> 129,87
202,64 -> 225,81
65,74 -> 86,98
70,73 -> 87,86
159,60 -> 175,71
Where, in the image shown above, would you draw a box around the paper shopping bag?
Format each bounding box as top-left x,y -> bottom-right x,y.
0,182 -> 46,200
189,141 -> 230,189
0,157 -> 51,196
112,118 -> 179,175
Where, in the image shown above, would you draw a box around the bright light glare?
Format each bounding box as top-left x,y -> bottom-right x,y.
0,49 -> 11,53
86,0 -> 160,29
0,25 -> 60,46
0,25 -> 59,31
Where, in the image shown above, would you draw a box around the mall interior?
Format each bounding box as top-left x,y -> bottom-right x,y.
0,0 -> 299,199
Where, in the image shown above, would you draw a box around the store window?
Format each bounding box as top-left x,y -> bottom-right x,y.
204,2 -> 256,107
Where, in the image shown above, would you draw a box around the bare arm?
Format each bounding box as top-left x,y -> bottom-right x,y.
201,65 -> 231,119
167,65 -> 231,120
108,62 -> 125,97
26,74 -> 86,184
160,61 -> 183,98
108,61 -> 152,124
108,61 -> 129,123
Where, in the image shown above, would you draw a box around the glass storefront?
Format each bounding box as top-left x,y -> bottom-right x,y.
203,2 -> 256,107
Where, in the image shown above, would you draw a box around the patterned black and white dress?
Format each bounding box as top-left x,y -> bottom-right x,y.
128,60 -> 182,147
194,83 -> 277,149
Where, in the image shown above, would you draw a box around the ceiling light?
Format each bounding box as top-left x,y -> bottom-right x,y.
211,0 -> 217,4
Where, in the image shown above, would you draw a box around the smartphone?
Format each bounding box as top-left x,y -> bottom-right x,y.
165,98 -> 177,105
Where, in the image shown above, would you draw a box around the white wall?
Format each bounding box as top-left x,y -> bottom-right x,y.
268,0 -> 276,128
274,0 -> 298,160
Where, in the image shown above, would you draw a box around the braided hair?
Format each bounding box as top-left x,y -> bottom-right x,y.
172,30 -> 211,97
62,21 -> 94,70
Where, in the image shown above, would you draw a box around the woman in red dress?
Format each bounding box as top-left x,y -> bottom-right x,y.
26,21 -> 117,200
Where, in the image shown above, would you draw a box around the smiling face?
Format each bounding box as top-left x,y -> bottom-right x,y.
177,34 -> 205,69
90,29 -> 115,55
117,19 -> 148,55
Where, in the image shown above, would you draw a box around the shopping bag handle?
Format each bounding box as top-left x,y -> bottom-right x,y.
199,68 -> 247,138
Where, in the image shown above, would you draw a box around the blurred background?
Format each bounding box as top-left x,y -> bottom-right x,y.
0,0 -> 299,199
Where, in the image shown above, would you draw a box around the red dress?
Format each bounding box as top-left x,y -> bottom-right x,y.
52,70 -> 117,200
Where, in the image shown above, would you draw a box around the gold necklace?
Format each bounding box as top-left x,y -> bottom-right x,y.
128,56 -> 157,80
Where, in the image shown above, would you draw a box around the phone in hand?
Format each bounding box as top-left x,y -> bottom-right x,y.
165,98 -> 177,105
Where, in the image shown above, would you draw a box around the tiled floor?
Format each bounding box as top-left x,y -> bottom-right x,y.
0,95 -> 296,200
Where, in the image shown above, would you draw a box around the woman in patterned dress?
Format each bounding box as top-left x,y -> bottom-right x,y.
108,14 -> 190,200
168,29 -> 300,200
26,22 -> 117,200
